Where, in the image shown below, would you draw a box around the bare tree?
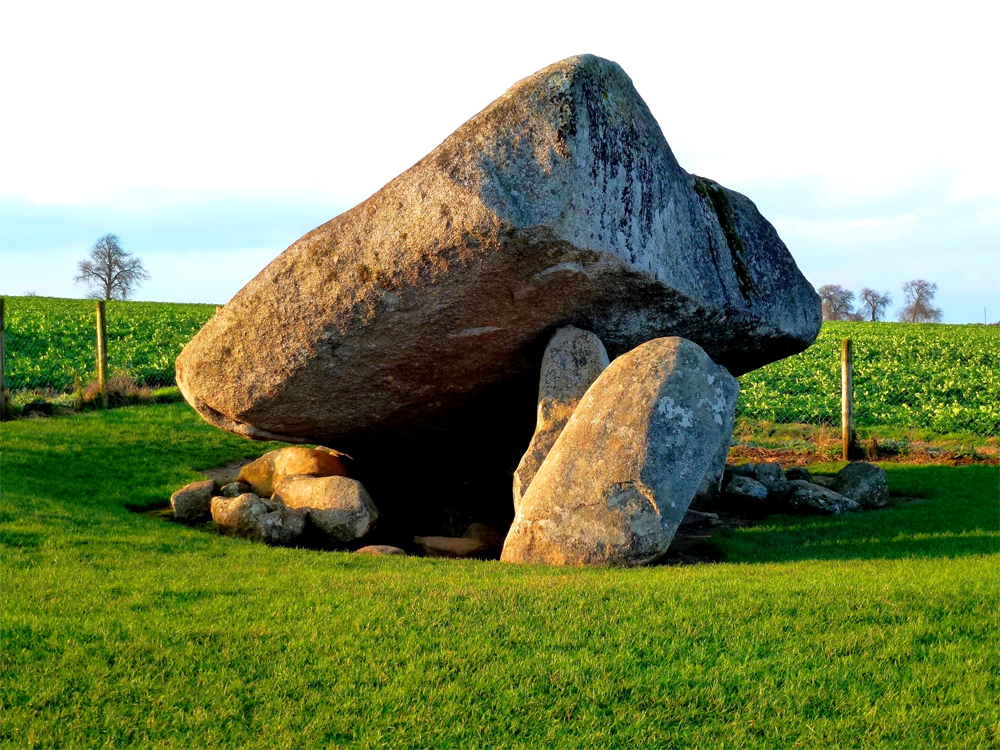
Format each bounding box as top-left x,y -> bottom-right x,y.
75,234 -> 149,300
817,284 -> 856,321
898,279 -> 943,323
858,288 -> 892,322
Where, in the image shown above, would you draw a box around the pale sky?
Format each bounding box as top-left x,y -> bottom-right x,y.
2,0 -> 997,322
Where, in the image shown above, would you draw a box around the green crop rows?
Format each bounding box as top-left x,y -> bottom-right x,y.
3,296 -> 215,391
738,322 -> 999,436
4,298 -> 997,435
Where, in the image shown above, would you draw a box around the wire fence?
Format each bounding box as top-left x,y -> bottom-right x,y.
2,297 -> 998,442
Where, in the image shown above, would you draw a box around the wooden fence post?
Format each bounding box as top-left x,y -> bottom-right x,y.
841,338 -> 853,461
0,298 -> 9,420
96,300 -> 109,409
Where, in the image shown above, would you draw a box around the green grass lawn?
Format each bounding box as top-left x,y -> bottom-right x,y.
2,403 -> 998,748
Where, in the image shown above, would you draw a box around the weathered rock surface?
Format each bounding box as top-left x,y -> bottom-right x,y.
513,325 -> 609,506
502,337 -> 739,566
221,481 -> 251,498
356,544 -> 407,556
272,475 -> 377,544
724,475 -> 770,503
211,493 -> 306,546
832,462 -> 888,509
777,481 -> 861,515
176,54 -> 821,462
753,463 -> 787,490
238,447 -> 350,497
170,479 -> 217,522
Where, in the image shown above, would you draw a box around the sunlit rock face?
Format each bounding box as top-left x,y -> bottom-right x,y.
176,55 -> 820,525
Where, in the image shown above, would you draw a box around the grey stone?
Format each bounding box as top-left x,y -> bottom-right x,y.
724,475 -> 770,502
784,467 -> 814,483
812,475 -> 836,488
513,325 -> 609,506
753,462 -> 787,489
221,481 -> 251,498
832,462 -> 889,509
170,479 -> 217,522
729,463 -> 756,478
210,493 -> 306,546
502,337 -> 739,566
238,447 -> 350,498
272,475 -> 378,544
176,55 -> 821,461
776,481 -> 861,515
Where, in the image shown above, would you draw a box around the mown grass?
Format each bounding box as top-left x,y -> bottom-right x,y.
2,403 -> 998,748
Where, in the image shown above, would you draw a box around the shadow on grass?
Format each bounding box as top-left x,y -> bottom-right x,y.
716,464 -> 1000,564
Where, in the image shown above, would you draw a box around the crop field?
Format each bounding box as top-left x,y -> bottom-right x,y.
3,297 -> 997,436
737,322 -> 999,436
2,296 -> 216,391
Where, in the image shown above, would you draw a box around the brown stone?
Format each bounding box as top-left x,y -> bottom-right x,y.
272,474 -> 377,544
414,536 -> 495,559
238,447 -> 350,497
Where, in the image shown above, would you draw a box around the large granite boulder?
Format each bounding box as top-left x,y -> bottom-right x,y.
513,325 -> 609,507
501,337 -> 739,566
176,54 -> 820,462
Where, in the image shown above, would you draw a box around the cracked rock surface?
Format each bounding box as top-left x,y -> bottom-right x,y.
176,54 -> 820,459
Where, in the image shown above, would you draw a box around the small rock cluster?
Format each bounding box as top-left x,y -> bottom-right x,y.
703,460 -> 889,516
171,446 -> 508,558
170,446 -> 379,549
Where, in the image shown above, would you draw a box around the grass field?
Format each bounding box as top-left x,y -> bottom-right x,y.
2,402 -> 998,748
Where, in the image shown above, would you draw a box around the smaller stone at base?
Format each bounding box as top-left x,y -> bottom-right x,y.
221,481 -> 251,497
414,536 -> 494,559
171,479 -> 217,522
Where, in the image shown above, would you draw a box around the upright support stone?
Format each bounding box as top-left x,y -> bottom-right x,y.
502,337 -> 739,567
513,326 -> 609,507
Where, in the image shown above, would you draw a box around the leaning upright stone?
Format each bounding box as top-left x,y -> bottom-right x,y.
513,326 -> 609,507
502,337 -> 739,566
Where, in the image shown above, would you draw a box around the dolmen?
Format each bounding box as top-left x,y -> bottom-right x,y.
173,54 -> 824,565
